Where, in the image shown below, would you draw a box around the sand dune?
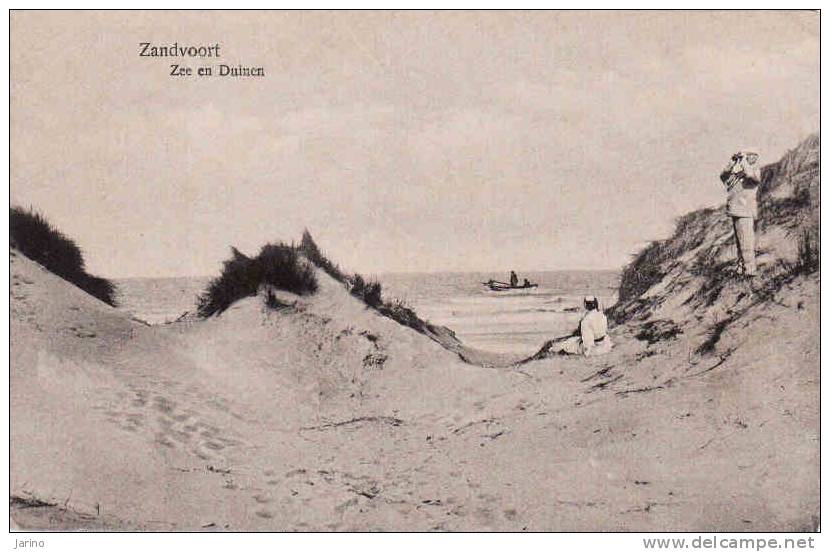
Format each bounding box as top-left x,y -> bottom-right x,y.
10,254 -> 818,531
10,136 -> 819,531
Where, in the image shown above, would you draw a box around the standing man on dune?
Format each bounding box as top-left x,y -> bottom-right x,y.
721,148 -> 761,277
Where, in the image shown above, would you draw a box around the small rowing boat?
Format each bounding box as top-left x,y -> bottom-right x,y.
482,279 -> 539,292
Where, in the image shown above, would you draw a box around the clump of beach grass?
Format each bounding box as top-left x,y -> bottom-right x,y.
349,274 -> 383,308
197,243 -> 318,317
616,208 -> 717,305
298,231 -> 442,336
10,206 -> 118,306
299,229 -> 347,282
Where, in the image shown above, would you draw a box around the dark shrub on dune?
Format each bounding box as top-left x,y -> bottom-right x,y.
197,247 -> 260,317
75,274 -> 119,306
259,244 -> 319,294
9,206 -> 117,306
197,243 -> 318,317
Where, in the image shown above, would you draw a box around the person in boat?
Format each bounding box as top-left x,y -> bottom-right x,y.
552,296 -> 613,357
510,271 -> 519,287
523,278 -> 530,287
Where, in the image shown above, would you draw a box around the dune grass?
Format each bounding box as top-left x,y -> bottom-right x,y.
613,134 -> 819,335
616,208 -> 717,305
349,274 -> 383,308
198,243 -> 318,317
796,228 -> 820,274
298,231 -> 444,336
299,231 -> 385,307
299,229 -> 347,282
202,232 -> 416,331
10,206 -> 118,306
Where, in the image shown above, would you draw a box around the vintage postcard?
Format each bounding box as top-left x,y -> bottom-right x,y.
8,9 -> 820,539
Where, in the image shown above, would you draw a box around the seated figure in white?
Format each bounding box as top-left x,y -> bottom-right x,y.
552,295 -> 613,357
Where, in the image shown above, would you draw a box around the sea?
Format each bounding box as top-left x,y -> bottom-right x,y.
115,270 -> 619,356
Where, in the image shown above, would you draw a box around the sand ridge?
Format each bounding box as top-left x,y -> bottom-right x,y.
10,239 -> 818,530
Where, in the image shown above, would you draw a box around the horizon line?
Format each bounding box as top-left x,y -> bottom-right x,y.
108,266 -> 624,280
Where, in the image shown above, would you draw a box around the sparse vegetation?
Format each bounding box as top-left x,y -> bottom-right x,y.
617,208 -> 717,304
376,299 -> 424,331
696,318 -> 734,355
200,231 -> 439,340
9,206 -> 117,306
611,133 -> 819,357
299,231 -> 448,339
635,319 -> 684,345
350,274 -> 383,308
299,229 -> 346,282
796,228 -> 820,274
198,243 -> 317,317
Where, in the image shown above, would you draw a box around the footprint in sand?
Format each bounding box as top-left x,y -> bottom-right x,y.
192,439 -> 225,460
155,432 -> 176,448
131,390 -> 148,408
123,414 -> 143,432
103,388 -> 241,465
153,396 -> 176,414
149,396 -> 241,461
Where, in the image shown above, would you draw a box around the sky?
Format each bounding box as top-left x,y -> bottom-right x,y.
10,11 -> 819,278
